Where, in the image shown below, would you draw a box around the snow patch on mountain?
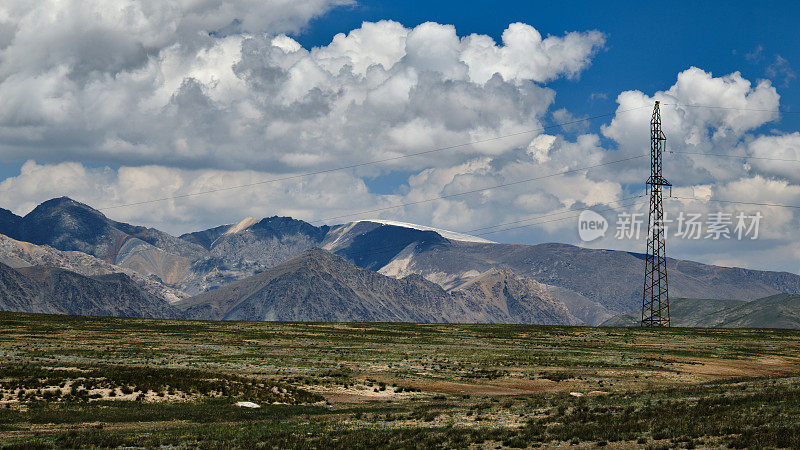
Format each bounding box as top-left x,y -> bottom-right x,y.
363,220 -> 495,244
321,221 -> 361,251
225,217 -> 257,235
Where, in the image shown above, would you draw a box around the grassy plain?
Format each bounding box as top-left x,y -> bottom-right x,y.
0,311 -> 799,448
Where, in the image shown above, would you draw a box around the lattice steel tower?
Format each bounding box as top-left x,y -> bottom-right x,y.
642,101 -> 671,327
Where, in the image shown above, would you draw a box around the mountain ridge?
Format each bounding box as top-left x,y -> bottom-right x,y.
0,233 -> 187,303
0,262 -> 183,319
5,198 -> 204,289
176,248 -> 578,325
4,197 -> 800,326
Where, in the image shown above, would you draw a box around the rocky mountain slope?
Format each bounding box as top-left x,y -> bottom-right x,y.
180,216 -> 330,293
0,262 -> 183,318
176,249 -> 577,324
0,208 -> 20,236
452,268 -> 578,325
2,198 -> 205,288
602,294 -> 800,329
177,248 -> 467,322
0,234 -> 187,303
368,240 -> 800,315
5,197 -> 800,325
313,219 -> 800,317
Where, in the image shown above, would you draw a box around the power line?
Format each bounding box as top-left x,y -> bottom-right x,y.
99,105 -> 651,211
661,103 -> 800,114
211,189 -> 800,264
465,195 -> 645,234
240,198 -> 649,265
318,198 -> 650,263
668,151 -> 800,163
306,154 -> 648,224
471,197 -> 648,237
173,154 -> 646,248
92,100 -> 800,250
268,193 -> 787,264
467,191 -> 800,239
670,196 -> 800,210
223,191 -> 796,264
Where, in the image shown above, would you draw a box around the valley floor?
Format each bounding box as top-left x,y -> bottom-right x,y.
1,312 -> 799,448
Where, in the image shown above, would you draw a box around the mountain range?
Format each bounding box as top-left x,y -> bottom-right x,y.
0,198 -> 205,290
2,196 -> 800,326
0,233 -> 187,303
176,249 -> 577,324
0,261 -> 182,318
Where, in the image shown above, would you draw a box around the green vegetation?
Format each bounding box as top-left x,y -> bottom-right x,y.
0,311 -> 799,448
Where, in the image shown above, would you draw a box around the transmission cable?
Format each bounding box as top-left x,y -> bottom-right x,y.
98,105 -> 651,211
322,197 -> 650,262
661,103 -> 800,114
472,197 -> 649,237
465,194 -> 646,234
669,196 -> 800,210
668,151 -> 800,163
305,154 -> 647,224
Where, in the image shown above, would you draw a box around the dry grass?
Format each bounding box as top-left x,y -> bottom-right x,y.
0,311 -> 799,448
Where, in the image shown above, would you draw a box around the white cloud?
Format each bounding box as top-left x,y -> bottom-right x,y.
1,4 -> 799,274
600,67 -> 781,186
604,69 -> 779,155
312,20 -> 408,75
0,11 -> 603,172
0,160 -> 390,235
460,23 -> 605,83
0,66 -> 791,242
747,132 -> 800,181
0,7 -> 610,238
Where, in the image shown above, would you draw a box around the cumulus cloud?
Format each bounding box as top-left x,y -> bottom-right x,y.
598,67 -> 781,187
747,132 -> 800,181
1,2 -> 799,273
0,160 -> 390,235
0,68 -> 794,251
460,23 -> 605,83
0,2 -> 610,238
604,67 -> 779,151
0,6 -> 605,172
500,67 -> 800,273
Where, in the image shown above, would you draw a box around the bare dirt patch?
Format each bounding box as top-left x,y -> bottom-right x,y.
675,356 -> 800,379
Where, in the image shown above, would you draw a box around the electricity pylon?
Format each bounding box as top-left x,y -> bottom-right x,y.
642,101 -> 671,327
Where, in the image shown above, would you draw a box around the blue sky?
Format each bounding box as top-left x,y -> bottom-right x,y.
300,0 -> 799,122
3,1 -> 796,182
295,0 -> 800,196
1,0 -> 800,272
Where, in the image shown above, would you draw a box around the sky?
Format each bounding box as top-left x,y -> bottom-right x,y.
0,0 -> 799,273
